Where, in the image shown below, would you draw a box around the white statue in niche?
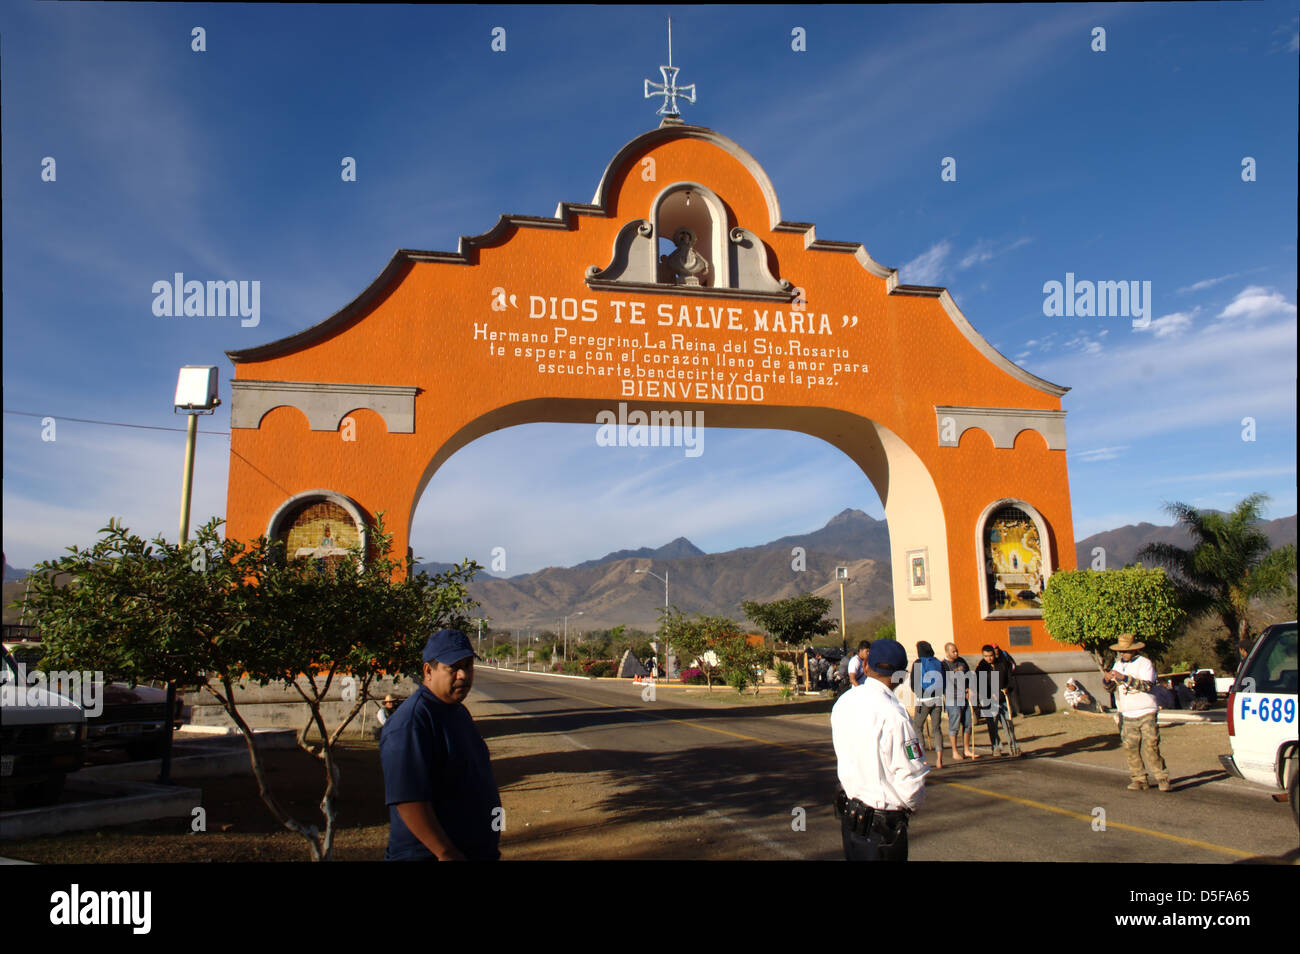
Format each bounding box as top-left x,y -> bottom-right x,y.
661,227 -> 711,286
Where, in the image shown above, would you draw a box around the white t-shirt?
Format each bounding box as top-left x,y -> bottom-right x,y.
848,654 -> 864,684
831,679 -> 930,812
1113,656 -> 1158,718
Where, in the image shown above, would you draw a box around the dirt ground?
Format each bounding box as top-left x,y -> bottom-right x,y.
0,698 -> 1237,863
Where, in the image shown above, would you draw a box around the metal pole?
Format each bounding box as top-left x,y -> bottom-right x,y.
660,574 -> 670,681
839,580 -> 848,652
178,412 -> 198,543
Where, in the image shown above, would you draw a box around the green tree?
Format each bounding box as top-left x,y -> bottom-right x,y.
873,621 -> 897,642
741,593 -> 837,648
1041,566 -> 1187,671
716,632 -> 769,696
24,515 -> 479,861
577,631 -> 612,660
658,608 -> 739,691
1138,494 -> 1297,668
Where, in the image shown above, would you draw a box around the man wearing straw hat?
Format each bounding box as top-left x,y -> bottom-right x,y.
1102,634 -> 1172,792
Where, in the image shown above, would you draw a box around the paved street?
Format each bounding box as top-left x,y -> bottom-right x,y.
473,668 -> 1299,862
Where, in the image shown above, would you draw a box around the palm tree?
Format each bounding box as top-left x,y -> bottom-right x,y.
1138,493 -> 1296,656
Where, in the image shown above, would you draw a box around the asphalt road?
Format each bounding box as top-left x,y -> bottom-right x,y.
472,667 -> 1299,863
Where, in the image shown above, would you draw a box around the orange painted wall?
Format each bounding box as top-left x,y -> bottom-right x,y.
225,125 -> 1077,655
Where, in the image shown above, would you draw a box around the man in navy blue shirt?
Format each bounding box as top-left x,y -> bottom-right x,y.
380,628 -> 502,860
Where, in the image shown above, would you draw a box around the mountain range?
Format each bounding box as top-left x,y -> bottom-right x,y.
5,511 -> 1294,632
413,510 -> 1297,634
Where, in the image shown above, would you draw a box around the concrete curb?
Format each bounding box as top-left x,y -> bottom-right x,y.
491,668 -> 598,682
493,669 -> 790,691
0,778 -> 202,841
75,730 -> 298,784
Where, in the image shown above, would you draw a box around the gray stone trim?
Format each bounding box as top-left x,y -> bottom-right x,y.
729,227 -> 794,296
585,279 -> 794,302
231,380 -> 417,432
586,219 -> 658,284
935,405 -> 1067,450
593,126 -> 785,231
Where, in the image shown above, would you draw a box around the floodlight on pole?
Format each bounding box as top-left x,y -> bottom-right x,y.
835,566 -> 850,652
174,366 -> 221,545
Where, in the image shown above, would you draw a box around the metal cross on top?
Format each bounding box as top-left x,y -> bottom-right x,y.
644,17 -> 696,118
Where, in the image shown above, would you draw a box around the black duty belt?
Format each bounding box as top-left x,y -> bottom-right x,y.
834,789 -> 910,843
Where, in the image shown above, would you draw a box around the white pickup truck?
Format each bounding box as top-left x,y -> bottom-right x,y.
1221,621 -> 1298,828
0,646 -> 87,807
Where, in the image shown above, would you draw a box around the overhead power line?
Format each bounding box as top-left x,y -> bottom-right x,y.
4,409 -> 230,436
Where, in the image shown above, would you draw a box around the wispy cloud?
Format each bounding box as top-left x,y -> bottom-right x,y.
1073,446 -> 1129,463
1133,310 -> 1195,338
1204,286 -> 1297,332
1177,273 -> 1240,294
900,241 -> 952,286
958,236 -> 1032,270
1031,305 -> 1296,448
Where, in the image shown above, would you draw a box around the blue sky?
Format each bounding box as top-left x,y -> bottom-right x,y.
2,3 -> 1296,575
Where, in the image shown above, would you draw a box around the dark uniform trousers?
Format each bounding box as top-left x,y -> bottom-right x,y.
836,792 -> 910,861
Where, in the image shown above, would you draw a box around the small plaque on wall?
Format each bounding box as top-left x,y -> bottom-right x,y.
905,547 -> 930,600
1008,625 -> 1032,646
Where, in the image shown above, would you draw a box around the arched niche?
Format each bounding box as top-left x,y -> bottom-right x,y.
267,489 -> 370,564
651,181 -> 729,288
975,499 -> 1053,619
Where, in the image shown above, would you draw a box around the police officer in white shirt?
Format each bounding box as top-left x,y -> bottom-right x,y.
831,640 -> 930,861
1102,633 -> 1171,792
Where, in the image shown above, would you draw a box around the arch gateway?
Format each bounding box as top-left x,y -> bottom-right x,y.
224,118 -> 1090,701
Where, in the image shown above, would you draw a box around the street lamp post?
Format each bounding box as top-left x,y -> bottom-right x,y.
563,612 -> 584,664
173,366 -> 221,544
835,566 -> 850,652
168,366 -> 221,787
635,566 -> 671,678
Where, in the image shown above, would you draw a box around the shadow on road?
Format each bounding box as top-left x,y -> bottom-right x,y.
490,739 -> 841,859
1169,769 -> 1230,791
1019,732 -> 1122,760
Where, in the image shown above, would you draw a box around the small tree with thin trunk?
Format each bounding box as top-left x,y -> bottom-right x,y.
658,608 -> 739,691
23,515 -> 479,861
741,593 -> 838,648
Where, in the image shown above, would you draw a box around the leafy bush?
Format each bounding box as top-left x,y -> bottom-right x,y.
1042,567 -> 1186,668
582,659 -> 615,678
679,667 -> 705,685
727,668 -> 750,694
774,662 -> 794,688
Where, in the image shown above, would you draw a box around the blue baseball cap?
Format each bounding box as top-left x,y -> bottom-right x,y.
867,640 -> 908,675
422,628 -> 479,665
